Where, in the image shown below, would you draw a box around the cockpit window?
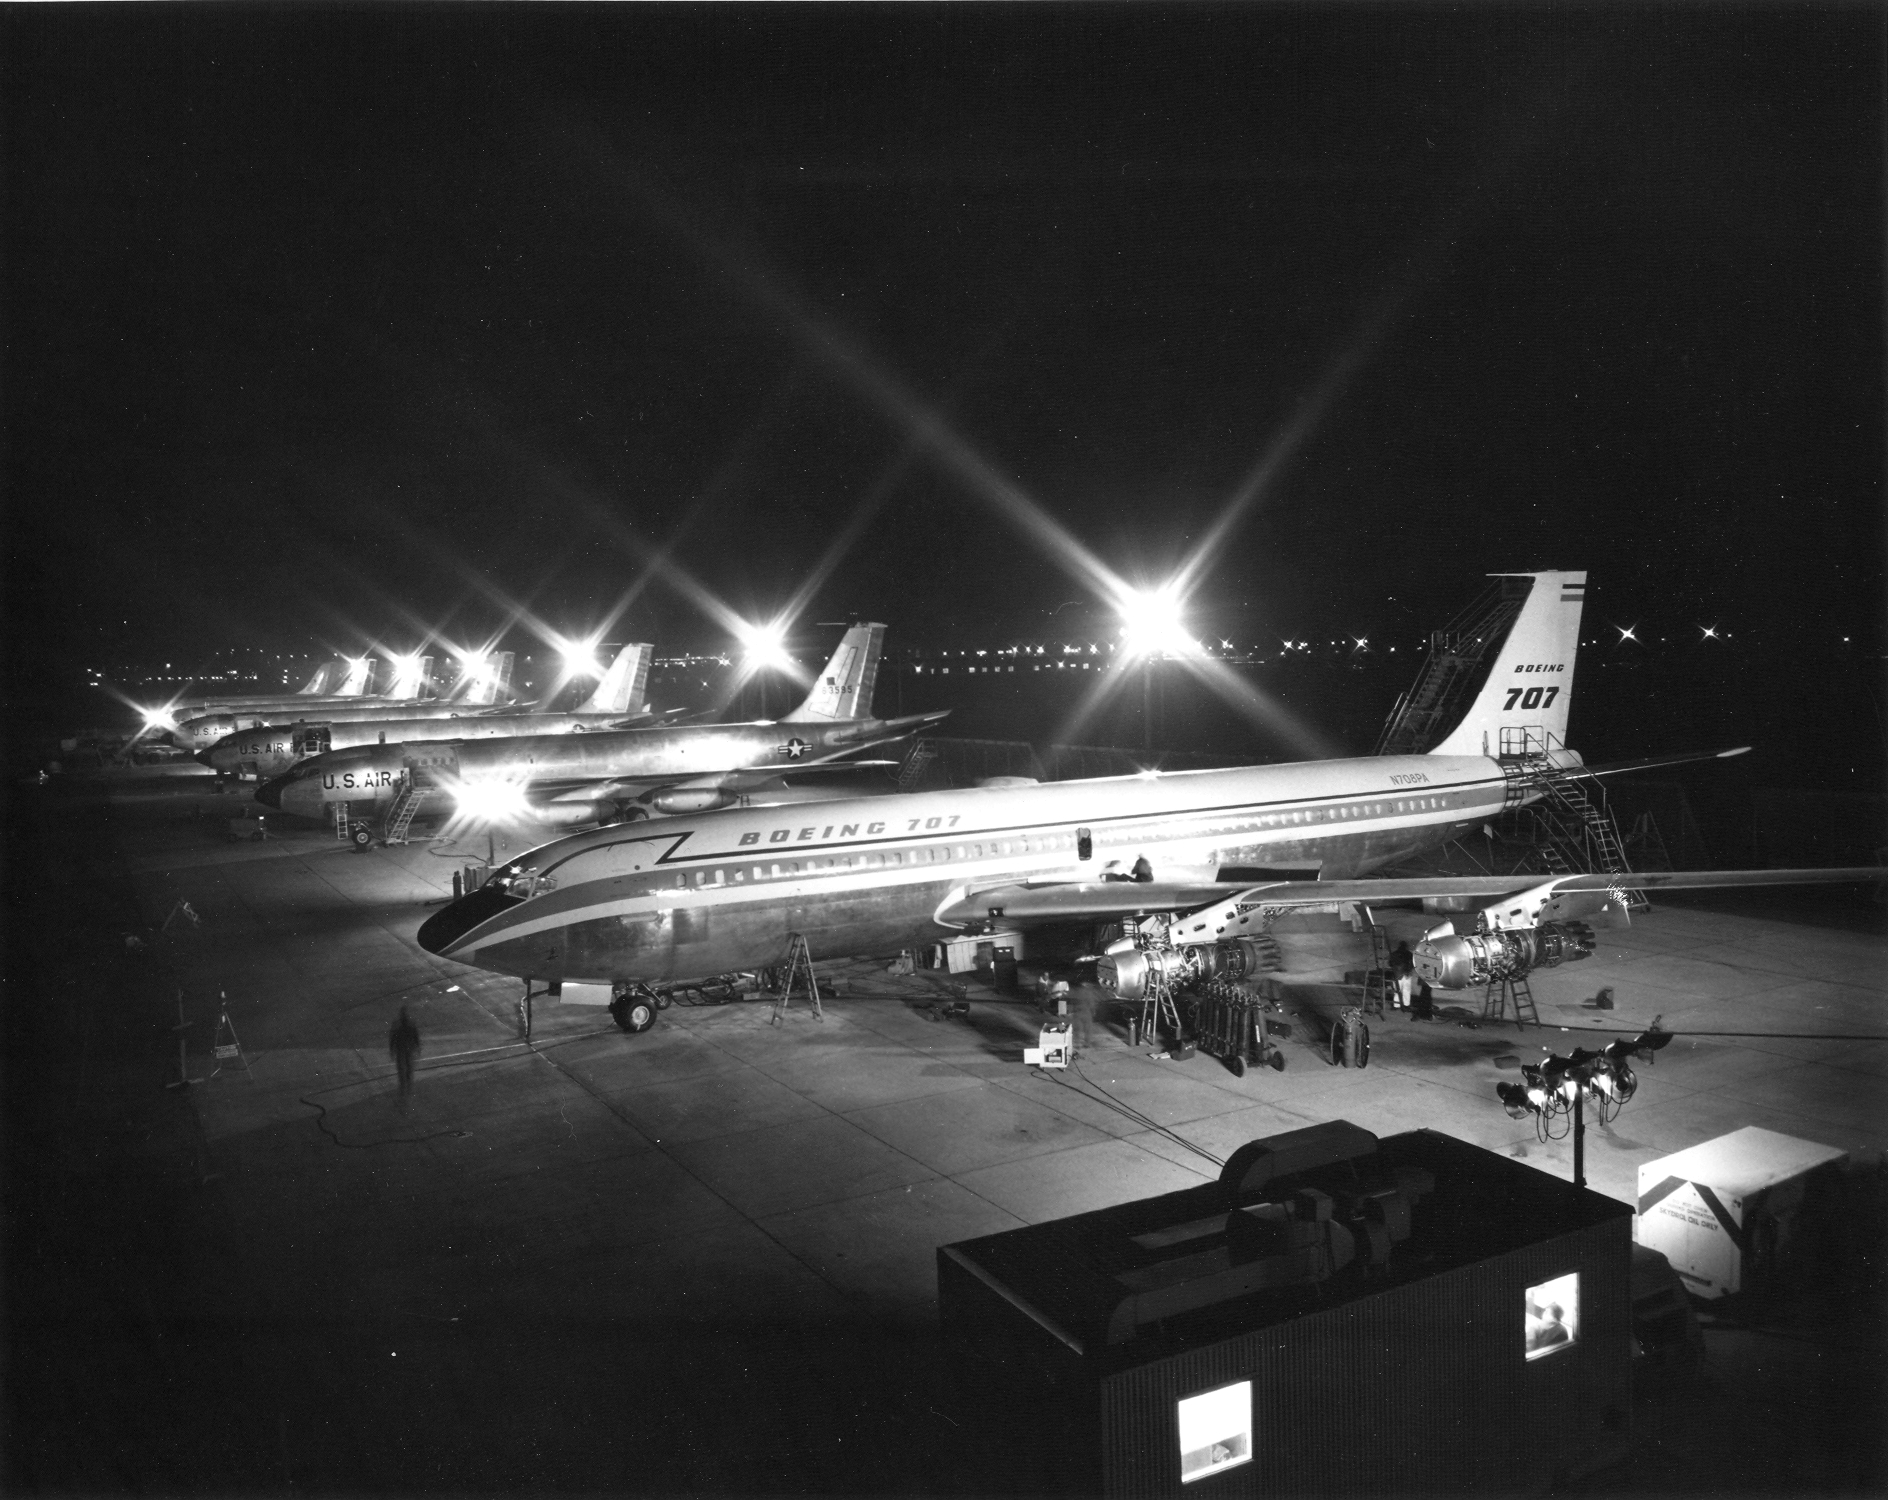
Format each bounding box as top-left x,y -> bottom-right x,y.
537,837 -> 668,887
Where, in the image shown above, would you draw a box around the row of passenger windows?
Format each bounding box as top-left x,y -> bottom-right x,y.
681,836 -> 1047,888
534,793 -> 1459,893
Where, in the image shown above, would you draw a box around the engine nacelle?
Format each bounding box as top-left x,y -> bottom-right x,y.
1413,921 -> 1595,990
645,787 -> 743,816
1095,938 -> 1277,999
531,801 -> 610,828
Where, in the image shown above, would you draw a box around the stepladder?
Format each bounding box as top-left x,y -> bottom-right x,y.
770,933 -> 824,1024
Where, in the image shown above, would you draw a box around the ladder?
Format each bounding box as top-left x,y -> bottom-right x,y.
770,933 -> 824,1024
1133,964 -> 1185,1048
382,777 -> 431,846
1360,924 -> 1392,1018
1482,973 -> 1539,1030
332,803 -> 352,841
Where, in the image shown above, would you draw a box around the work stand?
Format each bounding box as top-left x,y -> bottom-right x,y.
209,999 -> 249,1078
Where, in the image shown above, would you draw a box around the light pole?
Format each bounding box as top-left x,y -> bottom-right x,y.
1496,1021 -> 1671,1189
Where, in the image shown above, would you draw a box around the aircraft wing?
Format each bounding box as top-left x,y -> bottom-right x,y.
937,866 -> 1888,930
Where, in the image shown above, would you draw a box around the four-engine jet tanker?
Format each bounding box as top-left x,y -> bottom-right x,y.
259,623 -> 945,828
203,645 -> 653,779
416,572 -> 1887,1033
145,656 -> 390,742
168,656 -> 439,749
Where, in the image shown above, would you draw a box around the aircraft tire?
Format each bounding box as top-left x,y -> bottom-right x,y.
349,823 -> 374,850
1225,1054 -> 1246,1078
655,992 -> 673,1010
1268,1050 -> 1287,1072
611,993 -> 658,1034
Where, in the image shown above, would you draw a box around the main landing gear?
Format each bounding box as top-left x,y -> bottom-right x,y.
609,986 -> 660,1034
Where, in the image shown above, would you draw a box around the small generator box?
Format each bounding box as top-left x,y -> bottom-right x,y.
1636,1125 -> 1847,1300
938,930 -> 1025,975
1024,1020 -> 1072,1069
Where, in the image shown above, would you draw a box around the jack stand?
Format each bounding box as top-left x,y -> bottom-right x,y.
161,899 -> 201,932
165,989 -> 202,1090
771,933 -> 824,1025
209,994 -> 248,1078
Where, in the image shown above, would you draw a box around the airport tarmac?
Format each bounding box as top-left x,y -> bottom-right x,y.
6,776 -> 1885,1495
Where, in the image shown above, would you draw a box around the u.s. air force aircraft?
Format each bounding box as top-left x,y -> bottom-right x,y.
202,644 -> 654,779
142,656 -> 388,741
417,571 -> 1884,1033
258,622 -> 946,827
168,650 -> 527,751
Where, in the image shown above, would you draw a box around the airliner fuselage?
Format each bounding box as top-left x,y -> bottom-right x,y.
419,754 -> 1509,986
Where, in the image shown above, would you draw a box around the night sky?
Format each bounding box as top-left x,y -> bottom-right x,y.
4,5 -> 1882,682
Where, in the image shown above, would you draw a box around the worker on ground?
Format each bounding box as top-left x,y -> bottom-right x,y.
389,1006 -> 421,1104
1388,941 -> 1415,1010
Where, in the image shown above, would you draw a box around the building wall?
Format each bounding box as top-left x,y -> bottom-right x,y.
1097,1217 -> 1633,1497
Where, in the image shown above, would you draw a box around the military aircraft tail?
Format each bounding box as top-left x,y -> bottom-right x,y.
783,623 -> 885,723
297,659 -> 345,694
1430,571 -> 1584,758
334,658 -> 377,697
577,644 -> 652,715
383,655 -> 432,701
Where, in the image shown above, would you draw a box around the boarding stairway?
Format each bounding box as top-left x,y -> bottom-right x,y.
381,776 -> 434,846
897,739 -> 940,792
1373,579 -> 1528,757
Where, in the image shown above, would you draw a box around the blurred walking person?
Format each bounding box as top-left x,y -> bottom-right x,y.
389,1006 -> 421,1104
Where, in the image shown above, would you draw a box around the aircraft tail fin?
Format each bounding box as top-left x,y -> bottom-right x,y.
334,658 -> 376,697
446,651 -> 514,706
298,659 -> 343,695
384,656 -> 431,701
784,623 -> 885,722
1430,571 -> 1585,758
577,644 -> 652,714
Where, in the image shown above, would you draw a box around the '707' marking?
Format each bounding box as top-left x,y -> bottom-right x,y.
1503,685 -> 1560,712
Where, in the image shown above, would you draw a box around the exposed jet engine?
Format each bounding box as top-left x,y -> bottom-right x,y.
1412,921 -> 1596,989
1409,876 -> 1622,988
1096,937 -> 1278,1000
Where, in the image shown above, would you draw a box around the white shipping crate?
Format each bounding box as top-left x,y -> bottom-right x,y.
1635,1126 -> 1846,1300
556,982 -> 616,1006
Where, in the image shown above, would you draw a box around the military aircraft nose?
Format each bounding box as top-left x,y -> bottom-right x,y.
195,748 -> 219,768
254,775 -> 287,810
417,881 -> 524,958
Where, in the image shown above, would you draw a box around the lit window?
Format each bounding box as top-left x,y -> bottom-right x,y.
1524,1272 -> 1579,1361
1178,1381 -> 1252,1484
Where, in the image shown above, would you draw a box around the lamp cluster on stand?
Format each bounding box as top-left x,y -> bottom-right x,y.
1495,1021 -> 1672,1189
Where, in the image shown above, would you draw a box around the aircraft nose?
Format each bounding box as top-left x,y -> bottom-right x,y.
255,775 -> 287,810
417,881 -> 524,958
195,748 -> 219,768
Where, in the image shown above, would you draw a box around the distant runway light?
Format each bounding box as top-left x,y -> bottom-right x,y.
1700,626 -> 1719,640
1617,626 -> 1638,643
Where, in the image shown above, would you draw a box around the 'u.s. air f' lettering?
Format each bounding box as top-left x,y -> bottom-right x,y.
322,769 -> 400,791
